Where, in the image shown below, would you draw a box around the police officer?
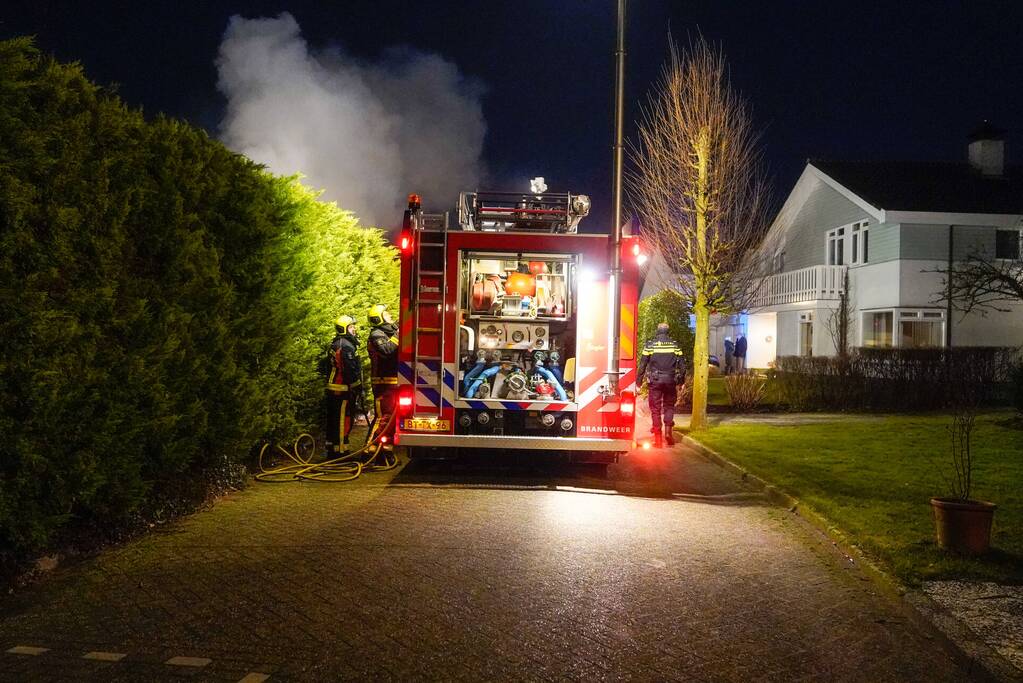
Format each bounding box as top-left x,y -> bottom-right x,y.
637,322 -> 687,448
326,315 -> 362,456
367,304 -> 399,436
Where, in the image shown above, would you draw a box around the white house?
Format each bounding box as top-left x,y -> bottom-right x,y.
642,124 -> 1023,367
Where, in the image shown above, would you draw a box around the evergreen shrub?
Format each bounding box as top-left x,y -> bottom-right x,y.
0,38 -> 397,558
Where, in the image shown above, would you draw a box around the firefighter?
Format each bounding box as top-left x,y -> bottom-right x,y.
326,315 -> 362,457
367,304 -> 399,437
637,322 -> 686,448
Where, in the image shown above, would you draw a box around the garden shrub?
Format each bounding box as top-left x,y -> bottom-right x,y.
773,348 -> 1017,411
724,373 -> 765,412
0,38 -> 397,559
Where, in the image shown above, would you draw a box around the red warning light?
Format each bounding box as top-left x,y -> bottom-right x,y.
397,388 -> 414,413
620,391 -> 635,416
400,234 -> 411,251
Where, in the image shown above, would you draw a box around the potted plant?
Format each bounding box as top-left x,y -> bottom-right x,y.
931,384 -> 996,555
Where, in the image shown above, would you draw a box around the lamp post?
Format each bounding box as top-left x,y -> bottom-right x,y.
608,0 -> 626,392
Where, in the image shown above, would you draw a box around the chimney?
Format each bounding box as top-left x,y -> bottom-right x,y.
968,121 -> 1005,176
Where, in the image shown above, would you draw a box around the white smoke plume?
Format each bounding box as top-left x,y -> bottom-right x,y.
215,12 -> 486,228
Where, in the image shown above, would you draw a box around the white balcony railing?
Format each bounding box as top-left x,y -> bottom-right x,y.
751,264 -> 846,308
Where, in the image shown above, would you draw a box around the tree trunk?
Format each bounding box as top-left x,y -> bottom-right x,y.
691,293 -> 710,430
690,128 -> 711,430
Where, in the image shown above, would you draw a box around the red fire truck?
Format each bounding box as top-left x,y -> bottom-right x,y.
393,187 -> 641,463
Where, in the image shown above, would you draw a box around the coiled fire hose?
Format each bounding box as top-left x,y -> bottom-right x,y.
255,411 -> 398,483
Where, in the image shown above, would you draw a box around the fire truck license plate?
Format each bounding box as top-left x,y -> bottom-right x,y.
403,418 -> 450,432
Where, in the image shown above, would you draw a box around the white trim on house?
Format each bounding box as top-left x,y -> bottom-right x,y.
807,165 -> 884,221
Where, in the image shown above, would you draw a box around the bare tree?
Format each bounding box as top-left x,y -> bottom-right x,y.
826,268 -> 853,358
942,254 -> 1023,314
628,38 -> 770,429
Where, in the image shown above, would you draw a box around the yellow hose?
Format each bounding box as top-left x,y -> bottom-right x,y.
255,411 -> 399,483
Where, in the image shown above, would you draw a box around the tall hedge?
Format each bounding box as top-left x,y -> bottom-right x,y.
0,38 -> 398,555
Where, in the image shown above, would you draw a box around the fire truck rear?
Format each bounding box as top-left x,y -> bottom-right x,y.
394,186 -> 641,463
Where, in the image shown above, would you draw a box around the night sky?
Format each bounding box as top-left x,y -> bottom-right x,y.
5,1 -> 1022,230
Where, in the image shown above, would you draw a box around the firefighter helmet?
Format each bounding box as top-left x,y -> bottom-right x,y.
335,315 -> 356,334
367,304 -> 391,326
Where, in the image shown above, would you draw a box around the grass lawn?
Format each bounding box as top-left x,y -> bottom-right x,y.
707,376 -> 729,405
691,412 -> 1023,585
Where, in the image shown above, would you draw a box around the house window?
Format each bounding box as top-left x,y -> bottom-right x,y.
995,229 -> 1021,260
862,227 -> 870,263
862,311 -> 893,347
773,249 -> 785,273
827,228 -> 845,265
897,310 -> 945,348
799,320 -> 813,356
827,221 -> 869,266
900,321 -> 943,348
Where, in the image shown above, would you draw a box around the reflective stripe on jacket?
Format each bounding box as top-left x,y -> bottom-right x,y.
637,333 -> 686,386
327,333 -> 362,393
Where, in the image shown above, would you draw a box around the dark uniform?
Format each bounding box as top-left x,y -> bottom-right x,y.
367,305 -> 400,436
637,324 -> 686,447
326,322 -> 362,456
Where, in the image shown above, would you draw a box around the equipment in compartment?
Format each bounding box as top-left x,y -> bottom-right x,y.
466,255 -> 569,320
477,322 -> 549,351
461,348 -> 570,401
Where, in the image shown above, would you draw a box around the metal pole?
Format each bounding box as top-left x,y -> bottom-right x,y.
946,225 -> 954,349
608,0 -> 626,391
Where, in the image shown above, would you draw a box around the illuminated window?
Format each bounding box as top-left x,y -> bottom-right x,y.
862,311 -> 893,347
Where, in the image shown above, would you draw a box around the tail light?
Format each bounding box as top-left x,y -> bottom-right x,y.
397,387 -> 414,413
620,391 -> 635,416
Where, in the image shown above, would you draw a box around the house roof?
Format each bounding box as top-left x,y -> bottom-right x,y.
810,159 -> 1023,215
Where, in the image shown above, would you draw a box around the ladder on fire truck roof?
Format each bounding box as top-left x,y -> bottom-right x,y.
409,209 -> 450,417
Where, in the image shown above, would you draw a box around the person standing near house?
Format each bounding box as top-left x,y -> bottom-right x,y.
724,336 -> 735,375
637,323 -> 687,448
325,315 -> 362,457
734,333 -> 748,373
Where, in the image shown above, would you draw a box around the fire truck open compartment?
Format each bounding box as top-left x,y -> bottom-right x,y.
395,189 -> 640,459
457,251 -> 578,438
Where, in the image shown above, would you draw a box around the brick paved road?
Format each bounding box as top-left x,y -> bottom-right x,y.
0,447 -> 980,681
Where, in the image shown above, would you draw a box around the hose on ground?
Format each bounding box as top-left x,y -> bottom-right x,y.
255,411 -> 398,483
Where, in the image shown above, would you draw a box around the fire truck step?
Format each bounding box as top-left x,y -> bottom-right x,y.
418,270 -> 444,276
417,327 -> 442,333
415,355 -> 442,361
416,299 -> 443,305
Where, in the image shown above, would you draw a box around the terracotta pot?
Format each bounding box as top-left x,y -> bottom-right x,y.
930,497 -> 996,555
